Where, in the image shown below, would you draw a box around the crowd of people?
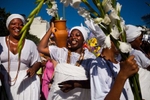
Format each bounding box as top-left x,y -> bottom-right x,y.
0,13 -> 150,100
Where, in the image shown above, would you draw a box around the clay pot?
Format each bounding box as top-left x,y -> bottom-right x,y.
52,20 -> 68,48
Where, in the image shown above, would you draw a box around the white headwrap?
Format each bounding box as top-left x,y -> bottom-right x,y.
126,24 -> 143,42
6,14 -> 26,29
69,24 -> 89,41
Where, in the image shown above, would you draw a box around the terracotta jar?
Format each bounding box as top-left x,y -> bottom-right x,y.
52,20 -> 68,48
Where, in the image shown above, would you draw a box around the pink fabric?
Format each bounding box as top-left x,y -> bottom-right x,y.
41,60 -> 54,100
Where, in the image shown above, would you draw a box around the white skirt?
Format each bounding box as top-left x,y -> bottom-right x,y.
47,63 -> 91,100
2,70 -> 40,100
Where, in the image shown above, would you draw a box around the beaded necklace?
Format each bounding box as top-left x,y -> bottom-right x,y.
67,49 -> 85,67
7,36 -> 18,45
7,36 -> 21,86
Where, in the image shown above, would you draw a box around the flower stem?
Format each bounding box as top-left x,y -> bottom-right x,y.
82,0 -> 100,17
18,0 -> 45,57
129,74 -> 142,100
110,35 -> 142,100
92,0 -> 105,17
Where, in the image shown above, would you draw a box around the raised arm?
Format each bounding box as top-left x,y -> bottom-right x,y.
37,22 -> 54,56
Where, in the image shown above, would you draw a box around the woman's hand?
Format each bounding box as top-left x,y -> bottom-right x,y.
58,80 -> 90,93
26,62 -> 41,77
119,55 -> 139,79
58,80 -> 75,93
26,67 -> 36,77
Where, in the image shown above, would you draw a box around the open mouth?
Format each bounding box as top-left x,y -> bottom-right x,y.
71,39 -> 78,45
14,29 -> 20,32
12,28 -> 21,34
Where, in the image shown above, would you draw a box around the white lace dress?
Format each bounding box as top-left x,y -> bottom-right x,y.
0,37 -> 41,100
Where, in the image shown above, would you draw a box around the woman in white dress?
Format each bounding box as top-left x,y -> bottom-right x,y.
38,23 -> 96,100
126,24 -> 150,100
0,14 -> 41,100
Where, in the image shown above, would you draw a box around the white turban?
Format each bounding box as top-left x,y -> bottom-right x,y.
126,24 -> 143,42
6,14 -> 26,29
69,24 -> 89,41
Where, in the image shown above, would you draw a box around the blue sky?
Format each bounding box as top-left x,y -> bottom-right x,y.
0,0 -> 150,29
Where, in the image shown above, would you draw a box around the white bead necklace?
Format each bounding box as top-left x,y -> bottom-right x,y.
7,36 -> 21,86
7,36 -> 18,45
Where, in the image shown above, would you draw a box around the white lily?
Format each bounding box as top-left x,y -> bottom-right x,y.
60,0 -> 71,7
120,17 -> 126,32
102,14 -> 111,25
119,41 -> 132,53
93,14 -> 111,26
61,0 -> 81,8
93,17 -> 107,29
46,8 -> 58,17
104,35 -> 111,49
116,2 -> 122,12
70,0 -> 82,9
109,9 -> 120,20
93,17 -> 103,24
102,0 -> 113,13
46,1 -> 58,17
78,7 -> 91,19
110,25 -> 121,39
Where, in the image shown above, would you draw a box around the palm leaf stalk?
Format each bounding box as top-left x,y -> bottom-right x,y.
18,0 -> 45,57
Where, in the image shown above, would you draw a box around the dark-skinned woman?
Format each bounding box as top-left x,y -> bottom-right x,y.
0,14 -> 41,100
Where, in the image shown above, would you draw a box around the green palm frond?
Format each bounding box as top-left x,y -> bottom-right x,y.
18,0 -> 45,57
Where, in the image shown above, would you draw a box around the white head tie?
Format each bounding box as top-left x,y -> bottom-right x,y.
6,14 -> 26,29
69,24 -> 90,41
126,24 -> 143,42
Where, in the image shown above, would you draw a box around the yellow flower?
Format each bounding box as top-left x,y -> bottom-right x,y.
88,37 -> 101,57
89,38 -> 97,47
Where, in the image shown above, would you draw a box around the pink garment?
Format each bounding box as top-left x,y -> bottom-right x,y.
41,60 -> 54,100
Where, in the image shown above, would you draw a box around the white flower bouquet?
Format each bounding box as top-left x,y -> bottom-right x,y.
60,0 -> 143,99
45,0 -> 61,20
